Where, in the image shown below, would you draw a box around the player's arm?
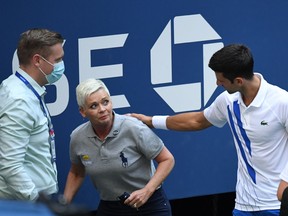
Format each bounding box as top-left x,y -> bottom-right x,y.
130,111 -> 212,131
278,180 -> 288,201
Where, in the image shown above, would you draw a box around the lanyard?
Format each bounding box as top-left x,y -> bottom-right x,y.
15,71 -> 56,163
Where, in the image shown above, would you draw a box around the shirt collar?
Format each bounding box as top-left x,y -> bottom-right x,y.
86,111 -> 122,138
249,73 -> 267,107
17,68 -> 46,97
238,72 -> 268,108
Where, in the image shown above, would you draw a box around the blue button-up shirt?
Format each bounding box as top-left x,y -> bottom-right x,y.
0,68 -> 58,201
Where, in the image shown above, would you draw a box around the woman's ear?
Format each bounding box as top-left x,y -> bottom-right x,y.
79,107 -> 86,118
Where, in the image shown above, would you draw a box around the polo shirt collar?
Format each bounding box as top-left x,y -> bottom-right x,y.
107,112 -> 122,138
238,72 -> 268,108
86,111 -> 121,138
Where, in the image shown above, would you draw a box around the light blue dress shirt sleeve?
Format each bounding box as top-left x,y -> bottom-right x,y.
0,71 -> 58,201
0,96 -> 39,200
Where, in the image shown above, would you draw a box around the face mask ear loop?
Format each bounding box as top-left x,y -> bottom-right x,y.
38,55 -> 56,83
39,55 -> 54,67
38,66 -> 48,76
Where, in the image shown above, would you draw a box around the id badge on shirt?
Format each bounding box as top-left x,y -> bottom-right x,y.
49,125 -> 56,163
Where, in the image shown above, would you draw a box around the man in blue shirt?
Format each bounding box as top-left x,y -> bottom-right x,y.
0,28 -> 65,201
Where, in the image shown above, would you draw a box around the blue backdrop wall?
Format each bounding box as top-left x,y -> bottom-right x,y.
1,0 -> 288,210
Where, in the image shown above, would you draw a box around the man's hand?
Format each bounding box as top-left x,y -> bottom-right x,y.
129,113 -> 153,128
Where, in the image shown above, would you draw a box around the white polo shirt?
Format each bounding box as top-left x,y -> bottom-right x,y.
280,161 -> 288,182
204,73 -> 288,211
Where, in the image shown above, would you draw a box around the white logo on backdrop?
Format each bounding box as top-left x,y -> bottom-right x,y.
151,14 -> 223,112
78,34 -> 130,110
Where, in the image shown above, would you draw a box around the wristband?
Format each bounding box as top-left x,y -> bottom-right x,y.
152,115 -> 169,130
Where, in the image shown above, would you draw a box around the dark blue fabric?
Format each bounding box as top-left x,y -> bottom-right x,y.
233,209 -> 280,216
96,187 -> 172,216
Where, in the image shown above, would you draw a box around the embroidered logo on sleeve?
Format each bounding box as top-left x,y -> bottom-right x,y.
81,154 -> 92,165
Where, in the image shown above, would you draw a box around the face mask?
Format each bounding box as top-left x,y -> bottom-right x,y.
38,56 -> 65,84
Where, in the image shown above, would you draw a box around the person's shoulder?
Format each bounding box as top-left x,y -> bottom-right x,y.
0,78 -> 36,111
71,121 -> 90,136
115,113 -> 146,127
215,90 -> 239,102
268,83 -> 288,93
264,78 -> 288,96
1,75 -> 32,100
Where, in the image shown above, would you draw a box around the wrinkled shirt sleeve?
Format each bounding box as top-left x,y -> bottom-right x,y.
0,98 -> 39,200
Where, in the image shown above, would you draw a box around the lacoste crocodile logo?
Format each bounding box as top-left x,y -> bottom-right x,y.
260,120 -> 268,126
